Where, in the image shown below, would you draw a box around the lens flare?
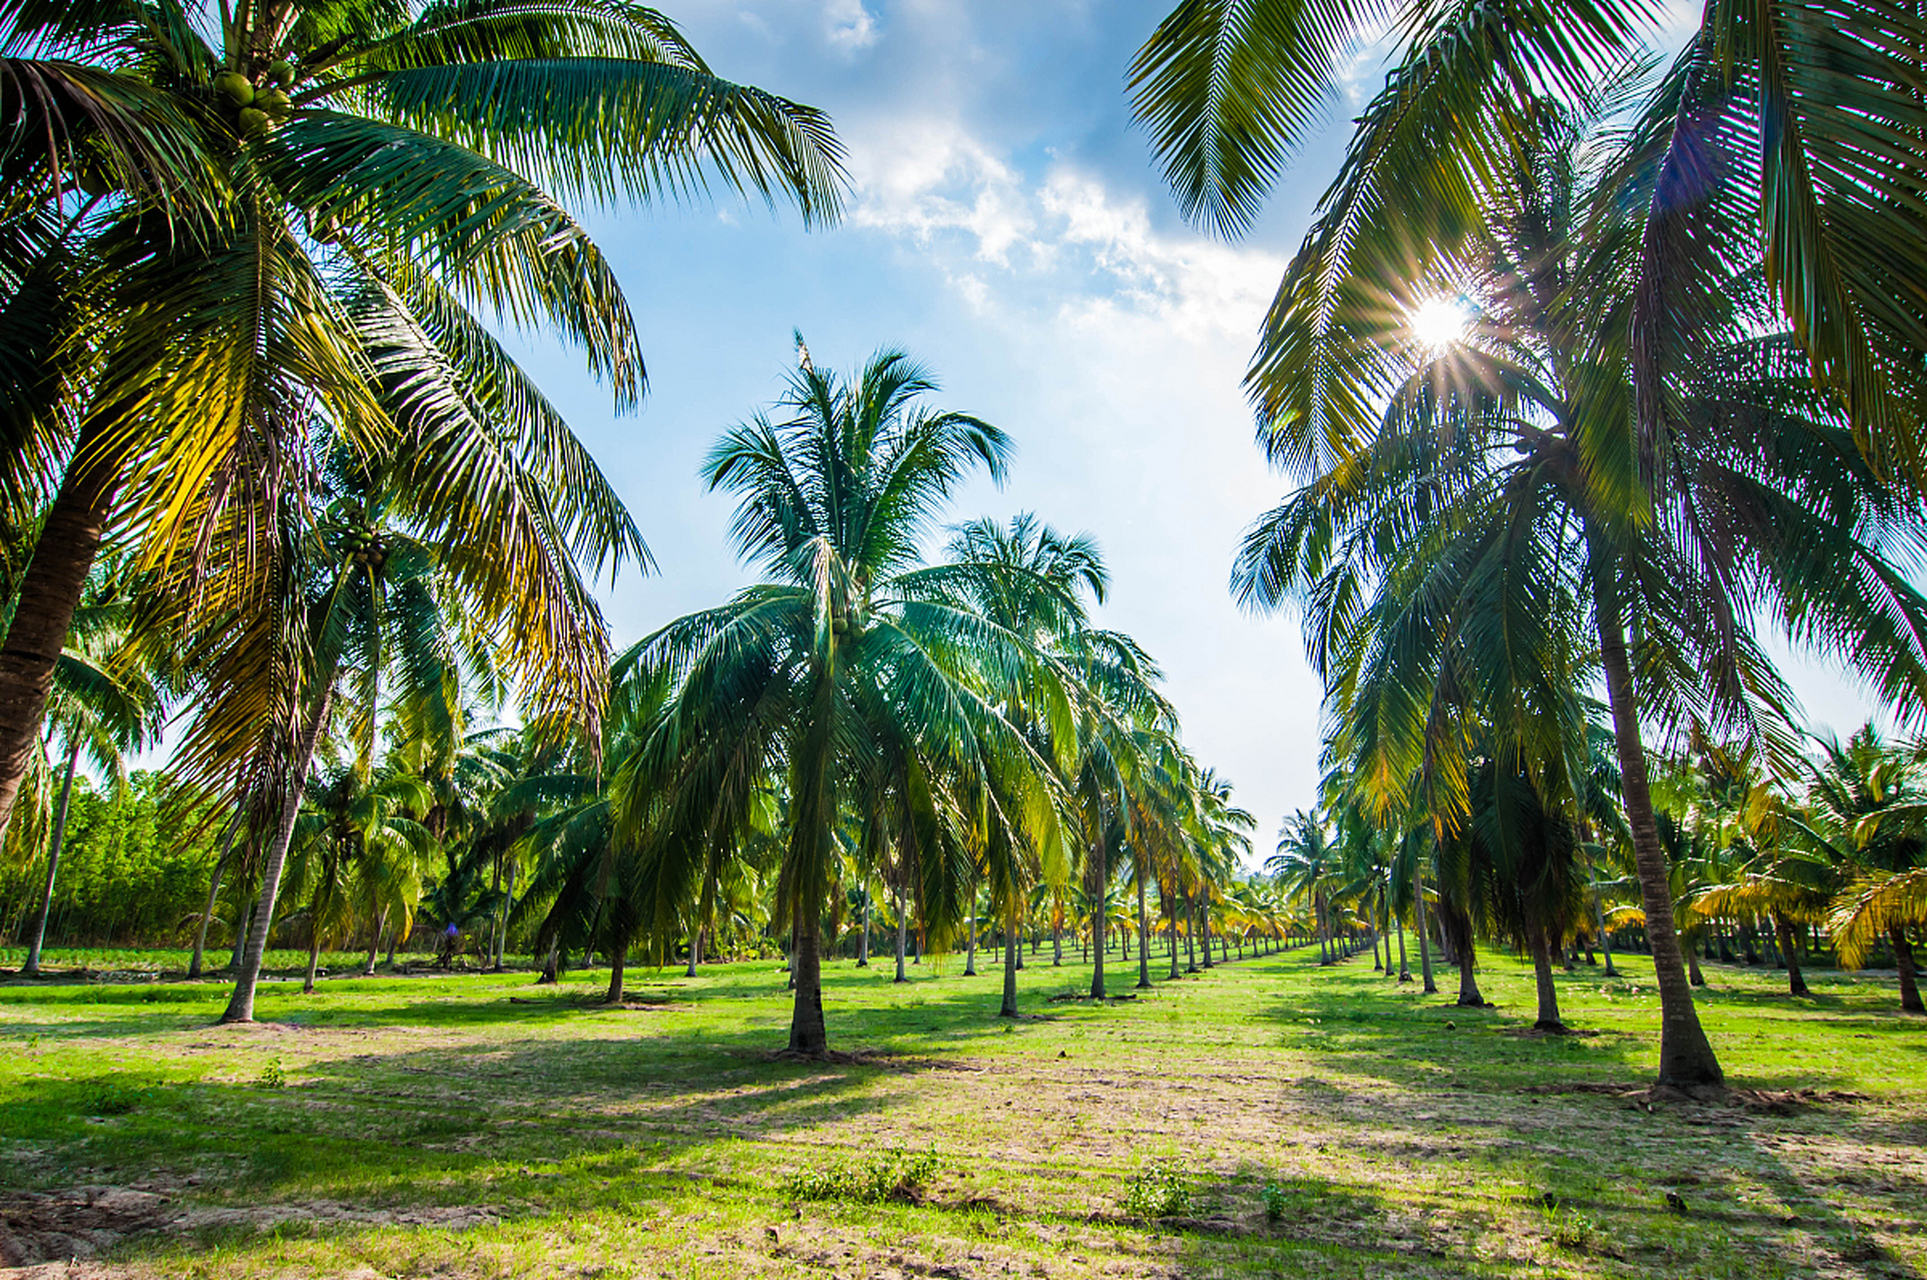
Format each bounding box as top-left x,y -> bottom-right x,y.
1410,296 -> 1469,348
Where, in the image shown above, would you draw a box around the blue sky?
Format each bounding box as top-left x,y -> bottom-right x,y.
528,0 -> 1884,858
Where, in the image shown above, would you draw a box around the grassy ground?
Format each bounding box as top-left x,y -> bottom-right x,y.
0,939 -> 1921,1279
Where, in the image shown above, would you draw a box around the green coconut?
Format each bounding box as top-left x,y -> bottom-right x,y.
258,88 -> 291,120
238,106 -> 271,136
215,70 -> 254,105
269,60 -> 295,87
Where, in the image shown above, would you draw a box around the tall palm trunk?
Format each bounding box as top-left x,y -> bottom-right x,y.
1184,899 -> 1198,972
1136,872 -> 1152,988
963,902 -> 977,975
603,943 -> 627,1004
222,687 -> 332,1024
1593,890 -> 1619,977
1053,917 -> 1063,965
1395,913 -> 1410,982
855,895 -> 870,968
1199,899 -> 1214,969
1892,924 -> 1924,1014
1414,879 -> 1437,994
303,931 -> 322,994
22,739 -> 81,977
893,875 -> 909,983
1528,923 -> 1564,1032
1773,912 -> 1808,998
0,420 -> 120,845
364,907 -> 386,976
1090,860 -> 1108,999
1000,901 -> 1019,1017
1596,599 -> 1723,1085
188,824 -> 237,980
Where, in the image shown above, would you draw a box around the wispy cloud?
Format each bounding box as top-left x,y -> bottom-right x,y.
823,0 -> 879,53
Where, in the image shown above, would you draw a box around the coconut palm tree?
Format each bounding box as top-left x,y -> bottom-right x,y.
0,0 -> 847,849
1796,727 -> 1927,1013
18,567 -> 169,975
1130,0 -> 1927,492
1226,96 -> 1927,1085
627,343 -> 1062,1055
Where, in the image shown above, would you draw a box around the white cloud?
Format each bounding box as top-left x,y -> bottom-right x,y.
823,0 -> 879,53
845,118 -> 1037,266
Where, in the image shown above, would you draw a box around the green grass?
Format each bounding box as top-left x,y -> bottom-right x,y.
1,942 -> 1921,1278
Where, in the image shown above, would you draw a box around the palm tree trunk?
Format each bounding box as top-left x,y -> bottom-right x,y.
686,920 -> 701,978
1053,917 -> 1063,965
1184,899 -> 1198,972
0,421 -> 121,845
229,897 -> 254,974
1688,927 -> 1705,985
21,739 -> 81,977
1090,883 -> 1107,999
964,902 -> 977,975
1414,880 -> 1437,994
222,688 -> 332,1024
856,895 -> 870,968
1892,924 -> 1924,1014
1772,912 -> 1808,997
1000,901 -> 1019,1017
1136,873 -> 1152,989
494,859 -> 515,971
1456,943 -> 1484,1006
1593,890 -> 1619,977
537,939 -> 558,984
789,904 -> 827,1054
1396,913 -> 1410,982
188,824 -> 237,981
364,908 -> 386,976
1596,599 -> 1723,1085
1199,899 -> 1214,969
1528,923 -> 1564,1032
603,943 -> 626,1004
893,876 -> 909,983
303,932 -> 321,994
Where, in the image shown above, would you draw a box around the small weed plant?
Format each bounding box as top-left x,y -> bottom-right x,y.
784,1148 -> 941,1204
1262,1179 -> 1290,1223
76,1076 -> 146,1115
1123,1160 -> 1192,1219
257,1058 -> 287,1089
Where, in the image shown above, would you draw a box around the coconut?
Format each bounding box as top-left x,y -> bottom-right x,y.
238,107 -> 271,136
215,70 -> 254,106
269,60 -> 295,87
258,88 -> 291,120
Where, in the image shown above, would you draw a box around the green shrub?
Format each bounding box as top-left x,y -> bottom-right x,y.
783,1148 -> 941,1204
1261,1179 -> 1289,1223
1122,1160 -> 1192,1218
257,1058 -> 286,1089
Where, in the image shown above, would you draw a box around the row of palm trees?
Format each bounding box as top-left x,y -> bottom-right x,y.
1267,726 -> 1927,1035
1130,0 -> 1927,1087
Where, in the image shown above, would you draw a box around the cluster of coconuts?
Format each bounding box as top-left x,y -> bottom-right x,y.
214,59 -> 296,138
345,529 -> 386,569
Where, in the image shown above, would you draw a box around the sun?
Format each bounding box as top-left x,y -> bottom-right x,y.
1409,295 -> 1470,348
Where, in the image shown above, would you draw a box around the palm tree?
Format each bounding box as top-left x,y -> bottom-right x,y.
1130,0 -> 1927,492
1269,808 -> 1337,964
1225,99 -> 1927,1085
0,0 -> 847,849
282,758 -> 431,992
629,343 -> 1059,1055
19,568 -> 169,975
1797,727 -> 1927,1013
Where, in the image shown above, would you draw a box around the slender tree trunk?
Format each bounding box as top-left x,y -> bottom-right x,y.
1456,943 -> 1484,1007
1167,902 -> 1180,979
1184,899 -> 1198,972
1528,923 -> 1564,1032
1414,881 -> 1438,994
1593,891 -> 1619,977
1199,900 -> 1214,969
1688,928 -> 1705,985
364,908 -> 386,976
21,739 -> 80,977
188,848 -> 229,981
222,689 -> 332,1024
1053,917 -> 1063,966
229,897 -> 254,974
494,859 -> 515,971
1090,870 -> 1108,998
537,939 -> 558,984
1772,913 -> 1808,997
894,876 -> 909,983
686,919 -> 702,978
1000,902 -> 1019,1017
1136,873 -> 1152,989
602,943 -> 626,1004
856,896 -> 870,968
0,420 -> 121,845
964,903 -> 977,975
303,933 -> 321,994
1396,913 -> 1410,982
1596,599 -> 1723,1086
1892,924 -> 1924,1014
